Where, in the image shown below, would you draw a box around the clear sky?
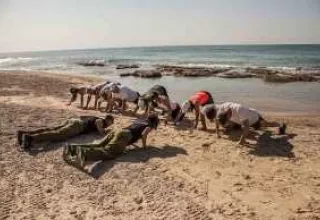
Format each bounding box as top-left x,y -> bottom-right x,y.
0,0 -> 319,52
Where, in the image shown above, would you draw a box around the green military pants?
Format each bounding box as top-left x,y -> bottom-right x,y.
30,119 -> 85,143
71,129 -> 133,161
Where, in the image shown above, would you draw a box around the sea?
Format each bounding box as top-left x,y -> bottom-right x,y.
1,44 -> 320,114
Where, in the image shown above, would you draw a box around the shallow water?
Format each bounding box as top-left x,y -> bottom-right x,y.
1,45 -> 320,114
1,45 -> 320,73
105,75 -> 320,115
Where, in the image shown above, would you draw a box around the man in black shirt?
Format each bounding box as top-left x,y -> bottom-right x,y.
63,115 -> 159,168
137,85 -> 172,118
17,115 -> 114,151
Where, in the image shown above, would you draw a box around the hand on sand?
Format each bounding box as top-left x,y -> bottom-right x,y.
237,140 -> 247,146
198,127 -> 207,131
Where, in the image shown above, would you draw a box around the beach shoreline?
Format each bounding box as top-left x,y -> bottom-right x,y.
0,70 -> 320,219
1,69 -> 319,116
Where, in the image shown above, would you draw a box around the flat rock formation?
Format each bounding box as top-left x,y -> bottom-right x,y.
216,71 -> 256,78
116,64 -> 140,69
118,65 -> 319,83
120,70 -> 162,78
157,65 -> 230,77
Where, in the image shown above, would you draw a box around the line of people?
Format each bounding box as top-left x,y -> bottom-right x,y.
17,80 -> 287,169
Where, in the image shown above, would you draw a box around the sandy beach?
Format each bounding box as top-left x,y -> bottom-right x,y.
0,70 -> 319,220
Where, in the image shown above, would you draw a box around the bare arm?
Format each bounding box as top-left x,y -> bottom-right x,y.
104,92 -> 113,112
141,127 -> 152,148
121,100 -> 126,112
67,93 -> 77,106
215,119 -> 221,138
95,119 -> 106,135
133,104 -> 139,114
174,112 -> 183,124
239,119 -> 249,145
85,94 -> 92,109
200,112 -> 207,130
194,103 -> 200,129
80,94 -> 84,108
163,98 -> 172,121
94,94 -> 99,109
146,104 -> 152,116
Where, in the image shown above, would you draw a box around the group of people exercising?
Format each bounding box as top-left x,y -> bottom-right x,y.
17,80 -> 287,169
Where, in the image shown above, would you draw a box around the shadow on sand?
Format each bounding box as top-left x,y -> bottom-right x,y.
87,144 -> 187,179
27,133 -> 102,155
226,129 -> 296,158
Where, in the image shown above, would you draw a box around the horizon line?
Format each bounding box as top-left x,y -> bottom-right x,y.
1,42 -> 320,54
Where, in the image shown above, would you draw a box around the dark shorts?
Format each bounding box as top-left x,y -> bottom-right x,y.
251,115 -> 264,130
203,91 -> 214,106
171,105 -> 181,120
133,92 -> 140,104
150,85 -> 168,97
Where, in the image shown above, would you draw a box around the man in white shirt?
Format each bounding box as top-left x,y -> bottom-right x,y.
107,84 -> 140,113
85,81 -> 110,109
201,102 -> 287,145
97,82 -> 121,111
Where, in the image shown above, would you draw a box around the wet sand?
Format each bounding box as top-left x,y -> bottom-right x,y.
0,71 -> 319,220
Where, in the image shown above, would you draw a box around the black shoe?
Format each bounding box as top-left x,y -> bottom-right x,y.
279,123 -> 287,135
17,130 -> 24,146
21,134 -> 32,150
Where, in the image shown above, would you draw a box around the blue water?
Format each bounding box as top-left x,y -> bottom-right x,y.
1,44 -> 320,73
0,45 -> 319,114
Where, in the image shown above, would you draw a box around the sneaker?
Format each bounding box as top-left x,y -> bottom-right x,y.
17,130 -> 24,146
76,147 -> 86,168
21,134 -> 32,150
279,123 -> 287,135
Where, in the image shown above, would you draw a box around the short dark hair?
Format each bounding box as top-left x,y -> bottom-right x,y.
104,114 -> 114,123
147,114 -> 159,129
217,112 -> 228,126
189,101 -> 195,112
70,87 -> 78,94
206,108 -> 217,120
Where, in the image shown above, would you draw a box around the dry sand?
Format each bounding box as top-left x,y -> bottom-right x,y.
0,71 -> 319,220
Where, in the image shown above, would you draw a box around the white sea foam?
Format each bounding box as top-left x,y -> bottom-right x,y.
0,57 -> 35,65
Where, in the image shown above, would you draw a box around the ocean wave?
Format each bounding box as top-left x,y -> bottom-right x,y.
107,58 -> 148,64
0,57 -> 36,65
171,63 -> 234,69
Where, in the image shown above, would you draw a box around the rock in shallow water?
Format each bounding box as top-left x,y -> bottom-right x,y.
216,71 -> 256,78
116,64 -> 140,69
157,65 -> 231,77
120,70 -> 162,78
263,73 -> 318,83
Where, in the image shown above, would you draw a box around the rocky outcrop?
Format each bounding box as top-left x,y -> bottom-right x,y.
156,65 -> 230,77
216,71 -> 256,78
263,73 -> 318,83
116,64 -> 140,69
77,60 -> 105,67
246,67 -> 276,76
118,65 -> 319,82
120,70 -> 162,78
